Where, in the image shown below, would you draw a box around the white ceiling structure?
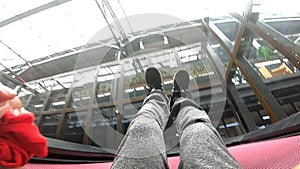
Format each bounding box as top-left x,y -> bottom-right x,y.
0,1 -> 246,66
0,0 -> 299,94
0,0 -> 299,68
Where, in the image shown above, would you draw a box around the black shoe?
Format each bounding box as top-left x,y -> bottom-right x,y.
166,69 -> 199,129
145,67 -> 163,95
169,69 -> 192,108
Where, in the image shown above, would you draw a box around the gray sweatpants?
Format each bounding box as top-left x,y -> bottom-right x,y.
111,93 -> 241,169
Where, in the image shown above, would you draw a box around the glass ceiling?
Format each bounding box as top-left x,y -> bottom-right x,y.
0,0 -> 248,68
0,0 -> 299,79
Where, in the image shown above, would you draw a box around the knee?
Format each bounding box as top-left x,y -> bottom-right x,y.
127,120 -> 162,139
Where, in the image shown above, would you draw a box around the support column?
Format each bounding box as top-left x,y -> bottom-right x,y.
83,69 -> 100,144
202,17 -> 257,132
56,87 -> 73,139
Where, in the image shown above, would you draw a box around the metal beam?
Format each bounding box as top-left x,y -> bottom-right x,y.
94,0 -> 121,48
203,14 -> 288,122
230,12 -> 300,71
256,21 -> 300,59
0,0 -> 71,28
230,11 -> 288,121
235,53 -> 287,121
116,62 -> 125,146
56,87 -> 73,139
227,82 -> 257,132
36,90 -> 53,126
83,68 -> 100,145
202,18 -> 257,131
225,24 -> 246,79
202,17 -> 233,56
205,43 -> 257,132
0,70 -> 37,94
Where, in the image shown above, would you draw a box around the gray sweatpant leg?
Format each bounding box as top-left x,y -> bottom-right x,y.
175,104 -> 241,169
111,93 -> 170,169
112,94 -> 241,169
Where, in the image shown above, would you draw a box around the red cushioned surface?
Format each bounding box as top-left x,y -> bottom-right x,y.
26,135 -> 300,169
229,135 -> 300,169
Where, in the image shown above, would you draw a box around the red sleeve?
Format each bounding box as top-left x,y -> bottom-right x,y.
0,111 -> 48,168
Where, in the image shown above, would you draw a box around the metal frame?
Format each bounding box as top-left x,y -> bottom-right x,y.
202,19 -> 257,131
202,8 -> 288,122
2,0 -> 299,146
0,0 -> 71,28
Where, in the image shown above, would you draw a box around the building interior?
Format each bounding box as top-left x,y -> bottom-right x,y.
0,0 -> 299,168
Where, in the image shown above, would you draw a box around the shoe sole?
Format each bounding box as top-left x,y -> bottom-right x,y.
173,69 -> 189,90
145,67 -> 162,89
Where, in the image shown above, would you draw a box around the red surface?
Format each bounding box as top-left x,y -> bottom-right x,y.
229,135 -> 300,169
0,111 -> 48,168
25,135 -> 300,169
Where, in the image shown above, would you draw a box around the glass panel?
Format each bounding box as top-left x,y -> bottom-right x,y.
61,111 -> 86,144
39,113 -> 61,138
89,108 -> 119,149
250,111 -> 267,129
246,37 -> 298,80
123,102 -> 142,119
71,84 -> 93,108
231,68 -> 247,85
18,88 -> 33,106
47,88 -> 69,111
212,16 -> 240,50
96,64 -> 118,104
123,58 -> 147,100
205,22 -> 232,68
222,116 -> 243,137
217,120 -> 230,138
26,92 -> 48,116
96,81 -> 113,104
257,1 -> 300,43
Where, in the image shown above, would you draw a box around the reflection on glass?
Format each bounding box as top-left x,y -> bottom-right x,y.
123,102 -> 141,118
89,108 -> 125,149
246,37 -> 297,79
61,111 -> 86,143
96,80 -> 113,104
47,88 -> 69,111
39,114 -> 61,138
96,64 -> 119,104
18,88 -> 32,107
71,84 -> 93,108
221,115 -> 243,137
26,92 -> 48,116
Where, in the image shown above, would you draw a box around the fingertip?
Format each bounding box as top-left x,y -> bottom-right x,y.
0,85 -> 17,101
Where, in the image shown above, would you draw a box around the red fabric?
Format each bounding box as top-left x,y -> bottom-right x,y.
0,111 -> 48,168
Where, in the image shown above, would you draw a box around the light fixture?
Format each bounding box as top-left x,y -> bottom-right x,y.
117,50 -> 122,62
52,101 -> 65,106
34,104 -> 44,108
262,116 -> 270,120
163,35 -> 168,45
139,40 -> 144,50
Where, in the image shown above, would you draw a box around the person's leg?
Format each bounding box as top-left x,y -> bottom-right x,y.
111,67 -> 170,169
175,102 -> 241,168
169,69 -> 241,169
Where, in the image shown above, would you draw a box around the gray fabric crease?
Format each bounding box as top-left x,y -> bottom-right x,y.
111,93 -> 241,169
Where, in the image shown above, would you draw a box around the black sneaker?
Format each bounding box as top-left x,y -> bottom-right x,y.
145,67 -> 163,95
169,69 -> 192,108
166,69 -> 198,129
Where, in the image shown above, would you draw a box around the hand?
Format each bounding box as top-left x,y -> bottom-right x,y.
0,84 -> 20,119
0,84 -> 29,169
